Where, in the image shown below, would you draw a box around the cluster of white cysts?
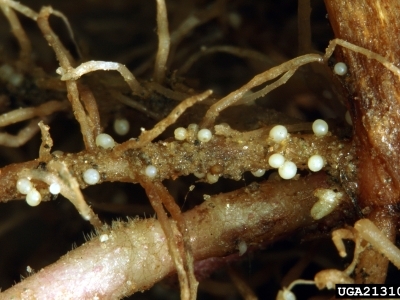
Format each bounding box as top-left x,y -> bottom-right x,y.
175,124 -> 217,183
174,124 -> 213,143
81,132 -> 118,186
267,121 -> 328,180
16,177 -> 61,207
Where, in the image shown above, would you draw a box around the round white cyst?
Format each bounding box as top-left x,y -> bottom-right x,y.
334,62 -> 348,76
113,118 -> 130,135
95,133 -> 115,149
345,111 -> 353,125
312,119 -> 329,137
308,155 -> 325,172
206,173 -> 219,184
197,128 -> 212,142
269,125 -> 288,142
145,165 -> 158,178
26,188 -> 41,206
49,182 -> 61,195
16,178 -> 33,195
251,169 -> 266,177
83,168 -> 100,185
278,161 -> 297,179
174,127 -> 187,141
268,153 -> 285,168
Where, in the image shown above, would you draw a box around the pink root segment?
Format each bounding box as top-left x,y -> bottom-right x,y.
1,173 -> 348,299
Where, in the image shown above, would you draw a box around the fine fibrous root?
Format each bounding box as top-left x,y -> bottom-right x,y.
0,100 -> 69,127
38,121 -> 53,161
58,61 -> 142,96
114,89 -> 212,153
141,178 -> 194,300
0,118 -> 40,147
201,54 -> 323,128
0,0 -> 38,20
77,85 -> 102,138
324,39 -> 400,78
152,180 -> 198,300
20,161 -> 102,227
154,0 -> 170,84
0,2 -> 32,67
37,6 -> 96,150
355,218 -> 400,269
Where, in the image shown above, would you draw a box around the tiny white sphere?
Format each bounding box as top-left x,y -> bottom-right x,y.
16,178 -> 33,195
334,62 -> 347,76
308,155 -> 325,172
345,110 -> 353,125
312,119 -> 329,136
268,153 -> 285,168
113,118 -> 130,135
49,182 -> 61,195
206,173 -> 219,184
251,169 -> 266,177
95,133 -> 115,149
269,125 -> 288,142
197,128 -> 213,142
83,168 -> 100,185
174,127 -> 188,141
278,161 -> 297,179
26,188 -> 41,206
145,165 -> 158,178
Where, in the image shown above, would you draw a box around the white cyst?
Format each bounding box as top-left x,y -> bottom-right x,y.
269,125 -> 288,143
16,178 -> 33,195
334,62 -> 348,76
174,127 -> 188,141
197,128 -> 212,142
95,133 -> 115,149
308,155 -> 325,172
49,182 -> 61,195
83,168 -> 100,185
312,119 -> 329,137
113,118 -> 130,135
251,169 -> 266,177
206,173 -> 219,184
26,188 -> 41,206
268,153 -> 285,168
145,165 -> 158,178
278,161 -> 297,179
